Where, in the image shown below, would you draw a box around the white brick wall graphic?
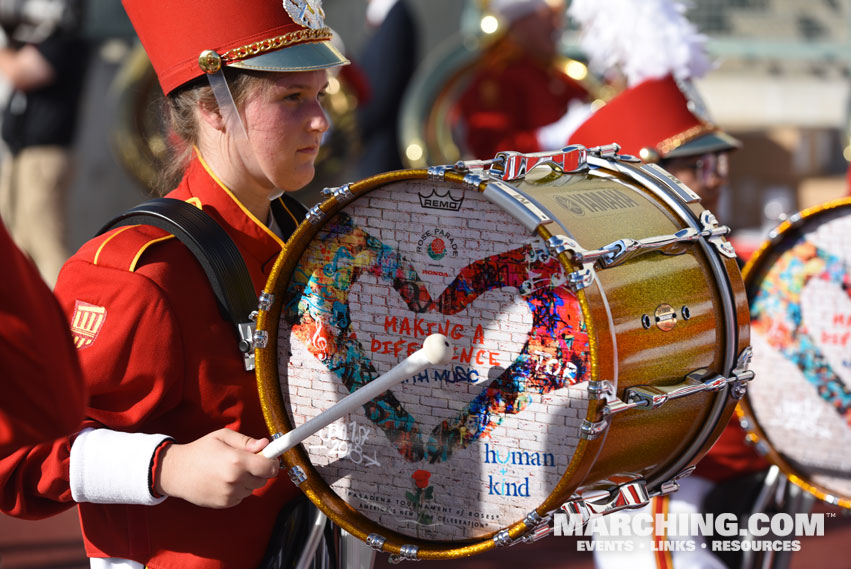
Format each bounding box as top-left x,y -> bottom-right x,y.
277,180 -> 590,541
748,213 -> 851,499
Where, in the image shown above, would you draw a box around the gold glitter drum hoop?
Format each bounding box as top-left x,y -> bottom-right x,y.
739,197 -> 851,509
254,144 -> 753,561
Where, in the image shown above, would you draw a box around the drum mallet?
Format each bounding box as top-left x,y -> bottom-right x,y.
262,334 -> 452,460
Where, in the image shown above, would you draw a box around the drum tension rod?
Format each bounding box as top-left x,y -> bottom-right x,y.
493,511 -> 554,548
584,347 -> 755,432
549,222 -> 732,273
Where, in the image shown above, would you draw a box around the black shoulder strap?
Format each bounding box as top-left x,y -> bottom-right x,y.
97,198 -> 260,370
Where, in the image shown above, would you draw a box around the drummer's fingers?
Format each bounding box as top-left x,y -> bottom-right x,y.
242,473 -> 276,492
240,452 -> 281,480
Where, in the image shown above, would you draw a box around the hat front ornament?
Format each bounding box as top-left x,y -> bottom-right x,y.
675,76 -> 713,125
284,0 -> 326,30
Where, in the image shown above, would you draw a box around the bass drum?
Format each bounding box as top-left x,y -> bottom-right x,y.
739,197 -> 851,509
255,147 -> 750,560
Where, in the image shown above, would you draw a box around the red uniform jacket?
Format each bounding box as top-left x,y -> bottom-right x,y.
456,38 -> 589,160
1,155 -> 306,568
0,220 -> 86,458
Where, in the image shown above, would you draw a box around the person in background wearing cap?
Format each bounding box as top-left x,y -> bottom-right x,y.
0,1 -> 348,568
569,73 -> 741,216
455,0 -> 589,160
567,1 -> 770,567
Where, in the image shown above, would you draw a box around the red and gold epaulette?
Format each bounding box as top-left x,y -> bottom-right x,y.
87,225 -> 176,273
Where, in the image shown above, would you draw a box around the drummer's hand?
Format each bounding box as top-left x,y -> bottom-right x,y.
154,428 -> 280,508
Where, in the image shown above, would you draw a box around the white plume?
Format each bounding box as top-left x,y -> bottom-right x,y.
568,0 -> 713,87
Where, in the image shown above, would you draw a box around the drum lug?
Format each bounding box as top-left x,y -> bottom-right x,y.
700,210 -> 737,259
546,234 -> 582,258
567,269 -> 594,292
258,292 -> 275,312
252,330 -> 269,349
388,545 -> 419,563
321,183 -> 353,202
587,380 -> 615,401
306,204 -> 325,225
653,466 -> 697,497
287,465 -> 307,486
586,143 -> 622,159
493,511 -> 553,547
729,346 -> 755,400
493,529 -> 513,547
580,417 -> 610,440
463,172 -> 487,191
366,533 -> 386,551
427,165 -> 451,181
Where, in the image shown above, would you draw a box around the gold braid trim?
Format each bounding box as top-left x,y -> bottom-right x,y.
656,123 -> 716,155
221,27 -> 332,63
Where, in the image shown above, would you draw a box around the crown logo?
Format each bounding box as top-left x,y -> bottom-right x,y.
284,0 -> 326,30
418,190 -> 465,212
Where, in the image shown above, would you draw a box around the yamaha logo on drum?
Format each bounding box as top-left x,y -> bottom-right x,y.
418,189 -> 465,211
555,189 -> 640,217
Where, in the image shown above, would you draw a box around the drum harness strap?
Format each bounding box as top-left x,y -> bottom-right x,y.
97,197 -> 287,372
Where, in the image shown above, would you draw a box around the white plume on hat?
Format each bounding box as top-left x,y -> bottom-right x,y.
488,0 -> 553,25
568,0 -> 713,87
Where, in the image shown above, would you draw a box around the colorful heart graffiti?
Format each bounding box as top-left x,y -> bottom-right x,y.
285,213 -> 590,463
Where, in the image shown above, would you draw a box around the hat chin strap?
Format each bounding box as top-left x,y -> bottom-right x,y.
206,70 -> 285,201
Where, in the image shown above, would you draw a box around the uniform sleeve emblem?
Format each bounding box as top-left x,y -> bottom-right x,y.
70,300 -> 107,349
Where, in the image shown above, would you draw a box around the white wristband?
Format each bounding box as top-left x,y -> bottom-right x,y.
70,428 -> 172,505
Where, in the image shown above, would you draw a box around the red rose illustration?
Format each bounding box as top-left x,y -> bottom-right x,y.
431,238 -> 445,255
412,469 -> 431,489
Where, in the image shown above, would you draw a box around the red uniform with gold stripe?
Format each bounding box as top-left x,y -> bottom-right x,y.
456,38 -> 588,160
0,220 -> 86,460
1,155 -> 305,568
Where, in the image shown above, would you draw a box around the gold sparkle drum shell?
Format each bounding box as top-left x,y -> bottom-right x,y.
255,148 -> 751,560
739,197 -> 851,509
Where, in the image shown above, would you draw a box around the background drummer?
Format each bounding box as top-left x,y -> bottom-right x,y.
0,1 -> 348,568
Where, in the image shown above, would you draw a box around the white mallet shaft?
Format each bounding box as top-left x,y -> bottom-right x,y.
262,333 -> 452,459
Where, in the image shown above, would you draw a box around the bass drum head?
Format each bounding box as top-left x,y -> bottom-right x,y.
273,174 -> 593,549
742,197 -> 851,507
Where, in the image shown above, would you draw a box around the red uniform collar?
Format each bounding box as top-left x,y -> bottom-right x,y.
167,152 -> 286,270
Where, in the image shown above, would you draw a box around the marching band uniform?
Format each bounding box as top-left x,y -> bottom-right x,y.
0,219 -> 86,457
456,0 -> 588,160
0,1 -> 346,567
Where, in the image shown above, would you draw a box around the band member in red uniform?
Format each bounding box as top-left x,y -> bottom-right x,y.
0,219 -> 86,457
0,1 -> 348,567
455,0 -> 589,160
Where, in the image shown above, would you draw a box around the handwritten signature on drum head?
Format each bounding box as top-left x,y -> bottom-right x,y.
310,420 -> 382,467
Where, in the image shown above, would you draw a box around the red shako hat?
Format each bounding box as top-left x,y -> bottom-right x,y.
121,0 -> 349,95
568,74 -> 741,161
565,0 -> 740,161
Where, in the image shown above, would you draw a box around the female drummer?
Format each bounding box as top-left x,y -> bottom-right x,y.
0,1 -> 348,568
